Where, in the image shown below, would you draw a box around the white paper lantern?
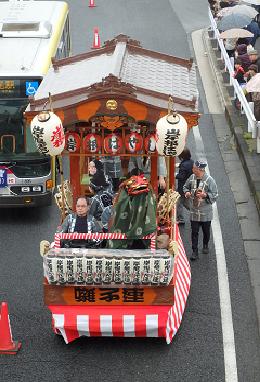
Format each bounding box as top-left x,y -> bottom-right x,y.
156,113 -> 187,156
30,111 -> 65,156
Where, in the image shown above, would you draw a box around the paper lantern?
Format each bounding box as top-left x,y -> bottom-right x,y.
65,132 -> 81,153
104,134 -> 123,154
144,134 -> 157,153
125,132 -> 143,153
83,134 -> 102,153
30,111 -> 65,156
156,113 -> 187,156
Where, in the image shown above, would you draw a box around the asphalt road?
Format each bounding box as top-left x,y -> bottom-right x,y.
0,1 -> 260,381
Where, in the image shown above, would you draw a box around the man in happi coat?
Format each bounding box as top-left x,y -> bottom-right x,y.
58,196 -> 102,248
183,159 -> 218,261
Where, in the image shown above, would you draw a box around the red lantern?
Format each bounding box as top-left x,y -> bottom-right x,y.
104,134 -> 123,154
125,132 -> 143,153
83,133 -> 102,153
64,132 -> 81,153
144,134 -> 157,153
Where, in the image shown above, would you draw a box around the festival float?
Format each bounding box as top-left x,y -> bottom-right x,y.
25,35 -> 199,344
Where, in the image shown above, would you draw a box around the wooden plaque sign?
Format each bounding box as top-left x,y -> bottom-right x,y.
44,282 -> 174,306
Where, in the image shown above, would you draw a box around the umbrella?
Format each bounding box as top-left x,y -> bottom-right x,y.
218,5 -> 258,18
231,4 -> 258,17
245,73 -> 260,92
242,0 -> 260,5
219,28 -> 254,38
218,13 -> 252,30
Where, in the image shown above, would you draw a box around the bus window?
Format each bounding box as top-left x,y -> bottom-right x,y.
11,159 -> 51,178
0,99 -> 27,154
55,16 -> 70,59
65,17 -> 71,56
26,124 -> 38,154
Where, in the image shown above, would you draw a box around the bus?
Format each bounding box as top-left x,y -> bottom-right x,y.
0,0 -> 70,207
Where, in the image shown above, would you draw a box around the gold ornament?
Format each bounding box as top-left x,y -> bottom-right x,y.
54,179 -> 73,216
106,99 -> 117,110
40,240 -> 50,257
168,240 -> 178,257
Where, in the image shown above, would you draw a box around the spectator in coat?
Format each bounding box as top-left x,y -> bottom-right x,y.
245,65 -> 260,121
245,64 -> 258,83
224,37 -> 237,58
236,44 -> 251,71
208,0 -> 219,17
183,159 -> 218,261
233,58 -> 246,86
176,148 -> 194,224
219,1 -> 230,8
248,49 -> 260,73
245,20 -> 260,48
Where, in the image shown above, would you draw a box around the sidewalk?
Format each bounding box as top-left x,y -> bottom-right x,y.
203,28 -> 260,219
192,28 -> 260,337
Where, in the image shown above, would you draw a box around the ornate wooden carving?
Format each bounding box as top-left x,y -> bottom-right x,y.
100,115 -> 124,130
88,74 -> 137,98
90,114 -> 135,131
103,34 -> 141,48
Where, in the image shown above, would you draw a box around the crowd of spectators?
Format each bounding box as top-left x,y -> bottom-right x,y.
208,0 -> 260,117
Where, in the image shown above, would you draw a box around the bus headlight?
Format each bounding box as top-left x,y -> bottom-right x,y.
21,187 -> 30,192
33,186 -> 42,192
46,179 -> 53,190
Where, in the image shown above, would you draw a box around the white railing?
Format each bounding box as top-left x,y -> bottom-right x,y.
208,8 -> 260,153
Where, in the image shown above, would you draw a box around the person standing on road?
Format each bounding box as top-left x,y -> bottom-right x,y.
183,159 -> 218,261
176,148 -> 194,224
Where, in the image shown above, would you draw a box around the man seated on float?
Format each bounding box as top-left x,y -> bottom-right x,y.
128,156 -> 167,191
59,196 -> 102,248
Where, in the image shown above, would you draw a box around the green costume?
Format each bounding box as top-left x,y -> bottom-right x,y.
109,188 -> 157,249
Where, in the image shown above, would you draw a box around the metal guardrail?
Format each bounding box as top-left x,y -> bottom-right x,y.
208,7 -> 260,153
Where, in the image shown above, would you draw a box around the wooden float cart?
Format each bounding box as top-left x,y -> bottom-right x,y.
25,35 -> 199,343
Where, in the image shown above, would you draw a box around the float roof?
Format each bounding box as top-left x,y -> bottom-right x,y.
27,34 -> 199,113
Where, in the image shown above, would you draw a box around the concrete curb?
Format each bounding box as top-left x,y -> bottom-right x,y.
202,28 -> 260,221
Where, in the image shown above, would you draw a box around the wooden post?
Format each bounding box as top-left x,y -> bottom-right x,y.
150,155 -> 158,194
59,155 -> 66,223
166,156 -> 170,223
